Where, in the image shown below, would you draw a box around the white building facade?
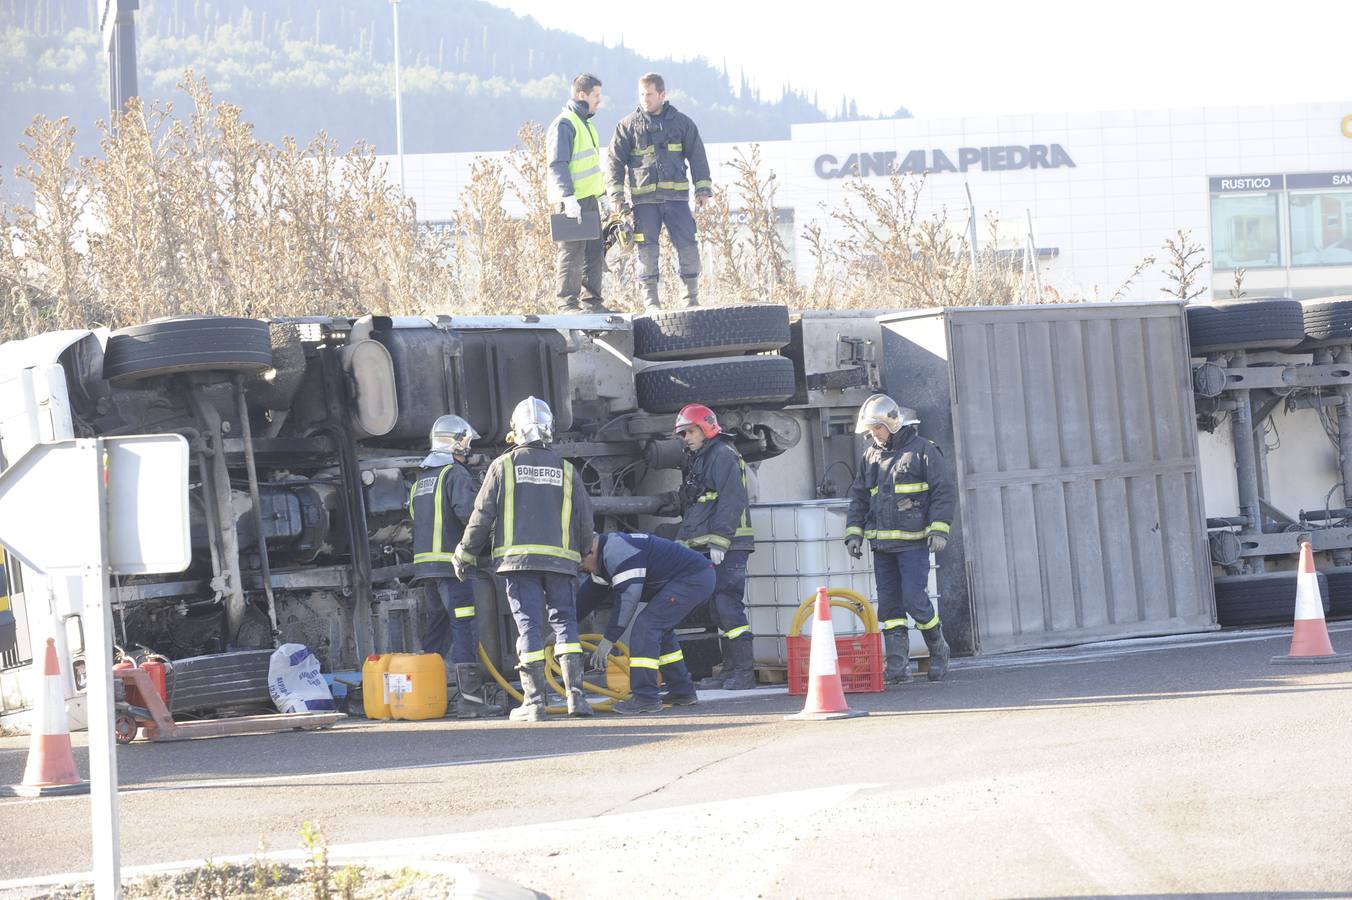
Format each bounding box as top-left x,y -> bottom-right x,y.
388,101 -> 1352,301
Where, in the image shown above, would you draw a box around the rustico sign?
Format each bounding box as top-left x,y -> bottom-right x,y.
814,144 -> 1076,179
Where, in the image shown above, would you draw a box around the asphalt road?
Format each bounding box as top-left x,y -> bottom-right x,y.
4,623 -> 1352,898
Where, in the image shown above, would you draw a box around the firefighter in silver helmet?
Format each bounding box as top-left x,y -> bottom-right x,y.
453,397 -> 595,722
845,394 -> 956,683
409,415 -> 503,718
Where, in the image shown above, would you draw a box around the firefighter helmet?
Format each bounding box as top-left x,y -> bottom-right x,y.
510,396 -> 554,445
602,210 -> 636,267
673,403 -> 720,440
429,414 -> 479,455
854,394 -> 919,435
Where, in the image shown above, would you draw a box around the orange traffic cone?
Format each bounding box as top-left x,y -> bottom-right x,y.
11,639 -> 89,797
1271,542 -> 1344,666
787,588 -> 867,721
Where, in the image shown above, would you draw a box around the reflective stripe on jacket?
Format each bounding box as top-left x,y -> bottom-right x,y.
547,103 -> 605,202
846,428 -> 956,553
675,436 -> 754,553
606,102 -> 712,206
458,444 -> 595,576
409,461 -> 477,581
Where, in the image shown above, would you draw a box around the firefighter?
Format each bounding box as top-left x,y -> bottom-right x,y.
453,397 -> 595,722
409,415 -> 504,718
845,394 -> 955,683
661,404 -> 757,691
605,72 -> 713,311
580,532 -> 714,714
548,73 -> 610,314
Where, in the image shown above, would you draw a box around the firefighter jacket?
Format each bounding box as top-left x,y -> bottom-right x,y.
456,443 -> 594,577
547,99 -> 605,202
591,533 -> 713,642
606,102 -> 713,206
675,436 -> 754,553
408,459 -> 477,581
846,428 -> 956,553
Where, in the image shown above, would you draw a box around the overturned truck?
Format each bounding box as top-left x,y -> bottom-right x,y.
1,305 -> 881,724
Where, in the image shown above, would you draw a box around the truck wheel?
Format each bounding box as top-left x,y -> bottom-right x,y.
1300,296 -> 1352,346
114,711 -> 138,745
103,316 -> 274,386
635,355 -> 797,414
1186,299 -> 1306,355
632,305 -> 791,362
1213,570 -> 1329,627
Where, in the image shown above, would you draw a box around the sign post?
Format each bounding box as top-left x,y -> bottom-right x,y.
0,434 -> 189,900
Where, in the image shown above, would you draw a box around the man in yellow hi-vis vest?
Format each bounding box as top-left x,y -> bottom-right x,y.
548,73 -> 610,314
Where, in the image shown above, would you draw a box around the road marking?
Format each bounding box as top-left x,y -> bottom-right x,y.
1,781 -> 880,893
0,749 -> 608,807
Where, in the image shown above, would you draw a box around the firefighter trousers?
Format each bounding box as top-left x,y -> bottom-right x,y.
627,566 -> 715,702
419,578 -> 481,666
709,549 -> 753,643
503,571 -> 582,665
873,547 -> 939,632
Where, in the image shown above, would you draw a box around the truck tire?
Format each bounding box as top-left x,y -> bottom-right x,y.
636,356 -> 797,414
1186,299 -> 1306,355
632,305 -> 791,362
104,316 -> 274,386
1213,571 -> 1329,627
1300,296 -> 1352,346
1321,568 -> 1352,619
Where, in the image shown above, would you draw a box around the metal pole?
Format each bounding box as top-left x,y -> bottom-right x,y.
1026,209 -> 1042,302
1228,353 -> 1265,574
390,0 -> 406,194
964,182 -> 979,303
87,439 -> 121,899
234,377 -> 280,640
101,0 -> 140,126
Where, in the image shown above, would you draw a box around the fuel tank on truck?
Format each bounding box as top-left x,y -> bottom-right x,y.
370,318 -> 572,444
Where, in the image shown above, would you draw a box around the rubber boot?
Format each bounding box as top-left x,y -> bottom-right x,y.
509,661 -> 548,722
559,653 -> 593,718
581,298 -> 613,315
681,275 -> 700,308
557,298 -> 582,314
720,638 -> 757,691
694,638 -> 731,689
922,623 -> 950,682
882,629 -> 914,684
454,663 -> 504,719
642,280 -> 662,312
611,694 -> 663,715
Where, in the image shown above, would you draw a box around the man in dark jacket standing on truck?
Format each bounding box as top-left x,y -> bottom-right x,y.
453,397 -> 595,722
663,403 -> 757,690
606,72 -> 713,311
549,73 -> 610,314
845,394 -> 956,684
410,415 -> 503,719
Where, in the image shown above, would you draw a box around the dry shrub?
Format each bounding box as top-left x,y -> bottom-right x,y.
0,72 -> 450,342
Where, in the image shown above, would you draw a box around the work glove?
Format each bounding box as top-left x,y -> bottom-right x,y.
928,533 -> 947,554
561,195 -> 582,220
590,638 -> 615,671
451,550 -> 472,582
610,194 -> 630,216
709,546 -> 725,566
654,490 -> 681,518
845,535 -> 863,559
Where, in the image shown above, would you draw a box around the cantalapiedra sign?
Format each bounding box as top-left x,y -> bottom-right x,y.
814,144 -> 1076,179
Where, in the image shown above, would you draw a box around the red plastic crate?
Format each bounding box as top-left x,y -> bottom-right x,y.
786,631 -> 884,695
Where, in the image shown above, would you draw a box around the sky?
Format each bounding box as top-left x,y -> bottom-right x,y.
489,0 -> 1347,121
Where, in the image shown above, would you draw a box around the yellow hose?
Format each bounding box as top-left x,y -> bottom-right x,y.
478,634 -> 631,715
787,587 -> 880,637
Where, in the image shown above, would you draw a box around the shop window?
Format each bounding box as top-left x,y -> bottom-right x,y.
1210,193 -> 1281,269
1289,191 -> 1352,267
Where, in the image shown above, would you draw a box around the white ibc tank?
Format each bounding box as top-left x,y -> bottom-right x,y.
744,500 -> 932,666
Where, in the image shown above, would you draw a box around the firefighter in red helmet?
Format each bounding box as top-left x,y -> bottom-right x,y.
662,403 -> 757,690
